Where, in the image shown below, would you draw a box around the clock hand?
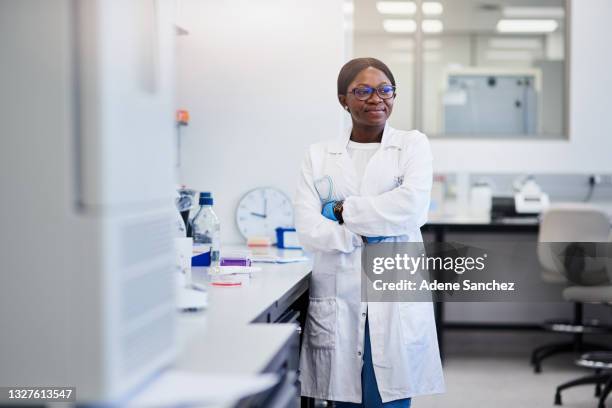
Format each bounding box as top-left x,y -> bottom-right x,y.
250,212 -> 266,218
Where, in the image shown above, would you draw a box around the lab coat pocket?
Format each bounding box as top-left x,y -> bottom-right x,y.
305,297 -> 337,350
398,303 -> 427,346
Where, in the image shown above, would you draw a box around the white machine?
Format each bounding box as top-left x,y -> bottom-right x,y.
1,0 -> 178,403
514,177 -> 550,214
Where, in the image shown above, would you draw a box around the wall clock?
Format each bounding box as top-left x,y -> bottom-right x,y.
236,187 -> 294,242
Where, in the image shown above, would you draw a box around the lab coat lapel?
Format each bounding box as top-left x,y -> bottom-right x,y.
328,126 -> 359,198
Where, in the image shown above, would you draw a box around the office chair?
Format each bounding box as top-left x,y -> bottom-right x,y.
554,285 -> 612,407
531,204 -> 612,373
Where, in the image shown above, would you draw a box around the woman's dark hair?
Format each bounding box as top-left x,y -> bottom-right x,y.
337,57 -> 396,96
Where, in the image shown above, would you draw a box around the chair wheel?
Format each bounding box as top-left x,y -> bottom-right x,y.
554,392 -> 562,405
534,364 -> 542,373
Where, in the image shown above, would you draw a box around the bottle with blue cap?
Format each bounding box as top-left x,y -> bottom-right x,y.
190,192 -> 220,266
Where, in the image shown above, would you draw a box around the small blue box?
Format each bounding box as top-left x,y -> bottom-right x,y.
276,227 -> 302,250
192,250 -> 211,267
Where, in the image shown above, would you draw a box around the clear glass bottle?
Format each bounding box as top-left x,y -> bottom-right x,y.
190,192 -> 220,266
174,207 -> 187,237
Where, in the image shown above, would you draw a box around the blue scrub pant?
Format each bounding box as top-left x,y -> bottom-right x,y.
335,318 -> 412,408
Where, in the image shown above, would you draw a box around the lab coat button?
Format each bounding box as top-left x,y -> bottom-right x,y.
357,351 -> 362,356
361,312 -> 366,317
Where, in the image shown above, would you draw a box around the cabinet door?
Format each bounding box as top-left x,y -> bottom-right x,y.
77,0 -> 176,209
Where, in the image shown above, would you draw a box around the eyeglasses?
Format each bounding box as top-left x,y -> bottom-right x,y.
348,85 -> 396,101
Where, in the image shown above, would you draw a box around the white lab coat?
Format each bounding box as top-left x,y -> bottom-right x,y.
294,123 -> 445,403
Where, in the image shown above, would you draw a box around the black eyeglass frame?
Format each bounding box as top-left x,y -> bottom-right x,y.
347,85 -> 397,101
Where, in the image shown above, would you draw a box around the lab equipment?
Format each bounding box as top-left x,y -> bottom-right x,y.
443,69 -> 540,135
209,267 -> 252,286
220,249 -> 253,266
177,186 -> 196,230
188,191 -> 210,236
514,177 -> 550,214
236,187 -> 294,242
175,110 -> 190,167
174,209 -> 187,237
276,227 -> 302,249
247,236 -> 272,247
190,192 -> 221,266
192,248 -> 211,267
1,0 -> 178,403
174,191 -> 188,237
220,257 -> 252,267
429,175 -> 447,217
470,180 -> 493,217
175,237 -> 193,285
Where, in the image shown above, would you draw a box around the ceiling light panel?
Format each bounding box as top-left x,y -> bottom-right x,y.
377,1 -> 417,15
496,19 -> 558,33
422,19 -> 444,33
422,2 -> 443,16
503,7 -> 565,19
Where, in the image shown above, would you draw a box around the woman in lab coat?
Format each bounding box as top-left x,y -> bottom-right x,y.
294,58 -> 445,407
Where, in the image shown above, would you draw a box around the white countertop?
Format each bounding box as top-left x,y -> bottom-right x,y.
427,200 -> 612,226
176,247 -> 312,375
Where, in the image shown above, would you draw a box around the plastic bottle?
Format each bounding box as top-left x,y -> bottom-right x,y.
190,192 -> 220,266
173,191 -> 187,237
174,207 -> 187,237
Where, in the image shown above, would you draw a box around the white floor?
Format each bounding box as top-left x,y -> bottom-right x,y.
414,330 -> 610,408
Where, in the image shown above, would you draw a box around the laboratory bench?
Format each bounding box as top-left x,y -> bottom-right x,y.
176,249 -> 312,408
422,215 -> 540,359
422,209 -> 612,359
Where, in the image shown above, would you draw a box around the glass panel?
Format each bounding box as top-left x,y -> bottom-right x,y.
422,0 -> 567,138
352,0 -> 415,131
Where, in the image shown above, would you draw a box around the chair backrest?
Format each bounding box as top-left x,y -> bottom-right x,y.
538,204 -> 611,281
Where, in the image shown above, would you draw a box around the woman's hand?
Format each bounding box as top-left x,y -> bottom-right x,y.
324,202 -> 392,242
321,201 -> 338,221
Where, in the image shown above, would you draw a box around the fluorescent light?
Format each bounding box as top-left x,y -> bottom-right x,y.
383,19 -> 416,33
422,2 -> 443,16
343,2 -> 354,15
422,19 -> 443,33
486,50 -> 533,61
503,7 -> 565,19
496,19 -> 558,33
377,1 -> 416,15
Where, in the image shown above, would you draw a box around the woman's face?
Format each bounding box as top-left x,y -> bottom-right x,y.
340,67 -> 395,127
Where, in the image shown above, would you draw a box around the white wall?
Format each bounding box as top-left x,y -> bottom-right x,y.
176,0 -> 346,244
429,0 -> 612,174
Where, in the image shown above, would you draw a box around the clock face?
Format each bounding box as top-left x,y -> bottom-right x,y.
235,187 -> 294,242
